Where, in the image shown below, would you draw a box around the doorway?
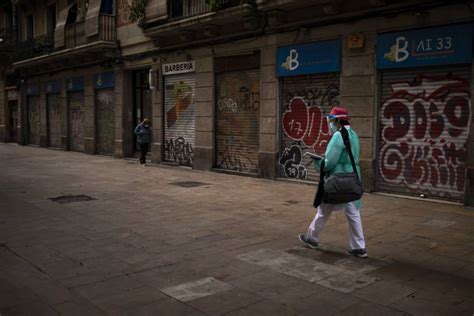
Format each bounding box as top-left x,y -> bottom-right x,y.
132,69 -> 151,152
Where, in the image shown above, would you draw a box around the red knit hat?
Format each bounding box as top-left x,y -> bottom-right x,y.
327,106 -> 350,120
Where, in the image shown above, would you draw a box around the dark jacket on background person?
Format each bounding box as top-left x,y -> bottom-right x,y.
134,123 -> 153,144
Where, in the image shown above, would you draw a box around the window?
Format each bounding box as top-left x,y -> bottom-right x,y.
65,3 -> 77,25
26,14 -> 33,40
100,0 -> 114,14
47,4 -> 57,34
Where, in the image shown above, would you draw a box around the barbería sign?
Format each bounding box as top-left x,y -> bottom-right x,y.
162,61 -> 195,75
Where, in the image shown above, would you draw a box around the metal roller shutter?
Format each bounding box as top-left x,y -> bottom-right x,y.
279,73 -> 340,182
164,74 -> 195,166
216,69 -> 260,174
27,96 -> 40,145
96,89 -> 115,156
47,94 -> 62,148
376,66 -> 471,202
68,92 -> 85,152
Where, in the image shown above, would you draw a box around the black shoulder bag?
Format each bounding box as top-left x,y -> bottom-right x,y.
313,127 -> 363,207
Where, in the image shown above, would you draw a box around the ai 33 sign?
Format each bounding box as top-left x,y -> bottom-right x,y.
376,24 -> 472,69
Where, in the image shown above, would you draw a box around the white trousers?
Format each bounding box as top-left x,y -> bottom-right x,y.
307,202 -> 366,250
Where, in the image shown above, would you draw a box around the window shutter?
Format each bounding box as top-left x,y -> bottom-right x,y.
54,3 -> 72,48
145,0 -> 168,22
85,0 -> 101,37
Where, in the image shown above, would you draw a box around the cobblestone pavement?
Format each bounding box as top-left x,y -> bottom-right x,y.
0,143 -> 473,315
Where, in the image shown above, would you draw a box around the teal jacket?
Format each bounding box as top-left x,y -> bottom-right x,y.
314,126 -> 362,209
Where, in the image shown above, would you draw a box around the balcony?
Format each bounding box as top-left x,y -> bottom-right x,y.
167,0 -> 241,22
143,0 -> 261,48
13,14 -> 117,71
14,33 -> 54,62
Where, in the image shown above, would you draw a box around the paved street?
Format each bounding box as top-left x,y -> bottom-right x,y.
0,143 -> 473,315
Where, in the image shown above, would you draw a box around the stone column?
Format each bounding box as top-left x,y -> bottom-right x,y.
0,76 -> 6,142
258,46 -> 278,179
61,79 -> 68,150
194,56 -> 214,170
465,64 -> 474,206
39,80 -> 48,147
113,65 -> 132,158
83,72 -> 96,154
17,81 -> 27,145
340,32 -> 376,192
151,64 -> 164,163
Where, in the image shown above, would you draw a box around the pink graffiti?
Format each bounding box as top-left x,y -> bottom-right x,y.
282,97 -> 330,155
379,74 -> 471,199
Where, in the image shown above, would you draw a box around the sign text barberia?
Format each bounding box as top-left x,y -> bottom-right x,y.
162,61 -> 195,75
376,24 -> 472,69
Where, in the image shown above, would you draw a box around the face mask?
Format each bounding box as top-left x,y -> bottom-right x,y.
329,121 -> 338,134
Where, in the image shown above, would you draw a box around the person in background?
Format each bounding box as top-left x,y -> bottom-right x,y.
134,119 -> 153,165
299,107 -> 367,258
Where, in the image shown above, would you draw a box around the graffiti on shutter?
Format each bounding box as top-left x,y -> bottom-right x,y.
377,67 -> 471,201
164,75 -> 195,166
216,70 -> 260,173
27,96 -> 40,145
279,74 -> 340,181
96,89 -> 115,155
47,94 -> 62,148
68,92 -> 84,152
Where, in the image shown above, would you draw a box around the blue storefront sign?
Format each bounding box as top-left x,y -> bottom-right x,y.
276,39 -> 341,77
94,72 -> 115,89
377,24 -> 472,69
65,77 -> 84,92
26,83 -> 40,96
45,80 -> 61,94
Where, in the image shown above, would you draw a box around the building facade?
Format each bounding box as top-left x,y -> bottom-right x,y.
0,0 -> 473,206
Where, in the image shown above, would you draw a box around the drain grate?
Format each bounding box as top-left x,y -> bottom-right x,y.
284,200 -> 300,205
49,195 -> 95,204
170,181 -> 210,188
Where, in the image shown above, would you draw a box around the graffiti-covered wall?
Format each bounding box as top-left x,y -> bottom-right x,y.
164,75 -> 195,166
27,96 -> 40,145
216,69 -> 260,173
279,74 -> 340,181
377,68 -> 471,201
47,94 -> 62,148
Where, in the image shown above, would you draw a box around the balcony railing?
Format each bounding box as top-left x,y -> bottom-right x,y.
14,14 -> 116,63
168,0 -> 241,22
99,14 -> 116,42
15,33 -> 54,61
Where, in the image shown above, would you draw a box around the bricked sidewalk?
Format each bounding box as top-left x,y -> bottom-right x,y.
0,143 -> 472,315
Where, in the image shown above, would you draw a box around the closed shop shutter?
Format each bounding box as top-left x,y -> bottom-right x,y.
164,74 -> 195,166
376,66 -> 471,202
68,92 -> 84,152
96,89 -> 115,155
279,73 -> 340,182
9,100 -> 18,143
47,94 -> 62,148
216,69 -> 260,174
27,96 -> 40,145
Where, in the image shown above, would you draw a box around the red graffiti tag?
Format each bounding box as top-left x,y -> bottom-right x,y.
379,74 -> 471,199
282,97 -> 330,155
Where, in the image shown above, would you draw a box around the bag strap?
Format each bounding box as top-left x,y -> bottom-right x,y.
339,127 -> 359,180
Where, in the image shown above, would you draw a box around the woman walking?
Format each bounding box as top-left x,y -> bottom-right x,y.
299,107 -> 367,258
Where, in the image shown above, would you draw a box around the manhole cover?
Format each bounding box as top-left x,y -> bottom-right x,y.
49,195 -> 95,204
170,181 -> 210,188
